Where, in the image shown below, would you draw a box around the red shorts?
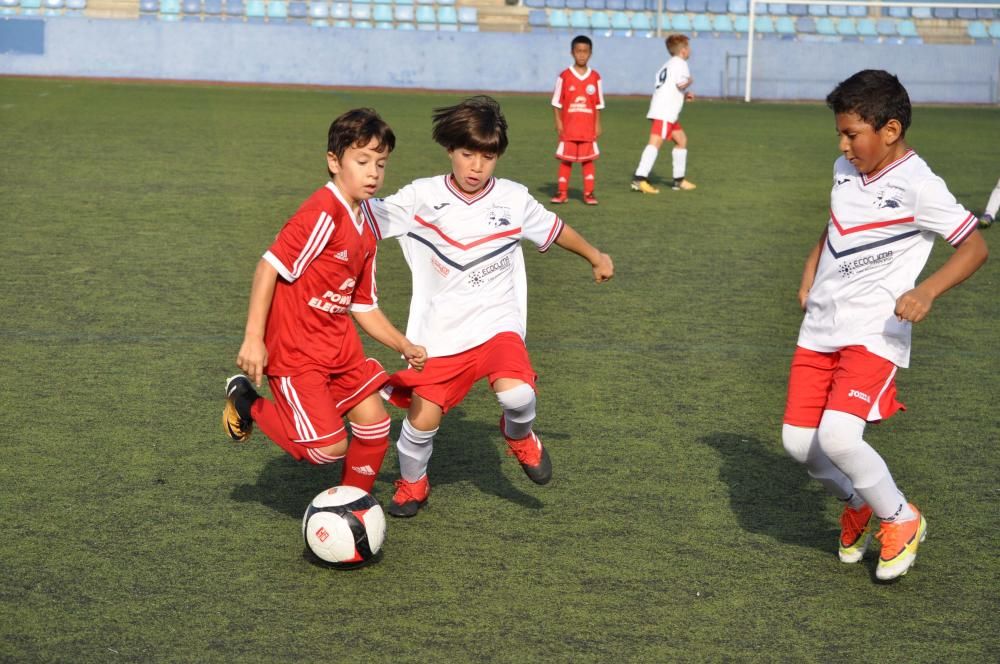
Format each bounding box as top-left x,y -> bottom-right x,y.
265,358 -> 388,446
650,119 -> 682,140
783,346 -> 905,427
385,332 -> 537,413
555,140 -> 600,162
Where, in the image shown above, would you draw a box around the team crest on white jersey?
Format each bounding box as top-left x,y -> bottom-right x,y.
486,205 -> 512,228
874,185 -> 905,209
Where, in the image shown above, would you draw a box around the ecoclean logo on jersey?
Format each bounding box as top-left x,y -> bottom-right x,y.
838,250 -> 893,279
467,255 -> 512,288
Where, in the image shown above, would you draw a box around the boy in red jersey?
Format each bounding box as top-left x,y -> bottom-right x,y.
782,70 -> 988,581
551,35 -> 605,206
361,96 -> 614,518
222,108 -> 426,494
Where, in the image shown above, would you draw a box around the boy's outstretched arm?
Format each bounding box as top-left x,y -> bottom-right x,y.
237,258 -> 278,387
351,309 -> 427,371
895,229 -> 988,323
798,228 -> 828,310
554,223 -> 614,283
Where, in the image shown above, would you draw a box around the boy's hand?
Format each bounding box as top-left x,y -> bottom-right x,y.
402,342 -> 427,372
237,336 -> 268,387
592,252 -> 614,283
894,286 -> 934,323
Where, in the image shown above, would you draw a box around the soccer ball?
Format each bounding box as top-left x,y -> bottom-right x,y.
302,485 -> 386,568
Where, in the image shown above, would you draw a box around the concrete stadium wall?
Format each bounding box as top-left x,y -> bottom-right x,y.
1,17 -> 999,103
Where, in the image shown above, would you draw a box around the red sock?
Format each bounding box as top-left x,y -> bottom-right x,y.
251,398 -> 305,461
557,161 -> 572,193
582,160 -> 596,195
341,418 -> 390,493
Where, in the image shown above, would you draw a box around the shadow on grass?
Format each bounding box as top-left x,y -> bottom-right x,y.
230,406 -> 547,518
701,432 -> 833,553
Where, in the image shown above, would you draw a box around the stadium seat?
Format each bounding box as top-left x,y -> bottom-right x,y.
666,0 -> 683,12
727,0 -> 746,14
908,6 -> 930,19
19,0 -> 41,13
815,16 -> 836,35
775,15 -> 795,35
437,5 -> 457,25
395,20 -> 414,28
967,20 -> 989,40
687,0 -> 707,12
795,16 -> 815,33
350,3 -> 370,19
846,4 -> 865,17
308,0 -> 327,20
266,0 -> 287,20
826,3 -> 845,17
835,17 -> 856,36
565,0 -> 585,9
807,3 -> 825,16
243,0 -> 265,19
706,0 -> 726,13
182,0 -> 201,17
372,3 -> 391,20
548,7 -> 569,26
671,13 -> 692,30
768,3 -> 786,15
753,15 -> 775,33
657,12 -> 670,29
139,0 -> 159,12
856,17 -> 877,38
887,6 -> 908,18
160,0 -> 181,18
437,0 -> 455,5
415,3 -> 435,23
713,13 -> 733,32
42,0 -> 62,13
625,0 -> 645,10
332,18 -> 351,26
896,19 -> 918,39
354,19 -> 373,27
331,1 -> 348,18
733,14 -> 748,32
692,13 -> 712,33
875,17 -> 895,37
957,8 -> 978,20
990,21 -> 1000,38
1,0 -> 19,14
590,10 -> 611,29
393,3 -> 413,20
569,9 -> 588,27
203,0 -> 222,14
457,5 -> 476,24
978,8 -> 995,19
545,0 -> 565,7
525,0 -> 545,6
787,3 -> 806,16
631,10 -> 652,31
288,0 -> 307,18
610,9 -> 629,27
224,0 -> 243,16
588,0 -> 608,8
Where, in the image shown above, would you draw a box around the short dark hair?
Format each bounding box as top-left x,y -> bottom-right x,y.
826,69 -> 911,136
327,108 -> 395,162
431,95 -> 509,156
571,35 -> 592,49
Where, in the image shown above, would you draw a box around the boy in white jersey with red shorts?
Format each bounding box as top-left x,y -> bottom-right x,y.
631,34 -> 696,194
550,35 -> 605,206
222,108 -> 426,494
782,70 -> 988,581
361,96 -> 615,517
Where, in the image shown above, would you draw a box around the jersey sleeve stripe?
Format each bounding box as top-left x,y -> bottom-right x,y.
291,211 -> 335,279
947,213 -> 978,246
360,200 -> 382,240
262,250 -> 293,282
539,217 -> 564,252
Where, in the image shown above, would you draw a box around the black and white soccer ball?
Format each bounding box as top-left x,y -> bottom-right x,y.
302,485 -> 386,568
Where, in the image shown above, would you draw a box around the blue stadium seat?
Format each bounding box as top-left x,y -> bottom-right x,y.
266,0 -> 287,20
815,16 -> 836,35
727,0 -> 746,14
139,0 -> 159,12
587,0 -> 607,8
330,1 -> 348,18
856,17 -> 877,38
957,8 -> 978,20
887,6 -> 908,18
353,19 -> 373,27
625,0 -> 644,10
713,13 -> 733,32
308,0 -> 327,22
415,3 -> 434,23
566,0 -> 585,9
631,11 -> 652,30
610,9 -> 630,29
657,12 -> 670,29
395,21 -> 415,29
351,3 -> 371,19
775,15 -> 795,35
204,0 -> 222,14
875,17 -> 895,37
437,5 -> 457,25
243,0 -> 265,19
733,14 -> 748,32
160,0 -> 181,18
671,13 -> 691,30
42,0 -> 62,14
978,8 -> 995,19
666,0 -> 683,12
826,3 -> 845,17
332,18 -> 351,27
525,0 -> 545,6
437,0 -> 455,5
590,10 -> 611,28
393,3 -> 413,20
706,0 -> 726,13
835,17 -> 856,36
545,0 -> 564,7
224,0 -> 243,16
1,0 -> 20,14
687,0 -> 707,12
795,16 -> 815,33
548,7 -> 569,26
288,0 -> 307,18
807,3 -> 825,16
569,8 -> 588,27
19,0 -> 41,13
990,20 -> 1000,39
458,5 -> 476,23
754,15 -> 775,33
967,20 -> 989,40
896,19 -> 918,39
692,13 -> 712,32
372,3 -> 391,20
768,3 -> 786,15
182,0 -> 201,16
847,5 -> 865,17
787,4 -> 806,16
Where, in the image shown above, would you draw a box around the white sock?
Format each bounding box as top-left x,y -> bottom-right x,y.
634,145 -> 658,179
986,178 -> 1000,218
817,410 -> 910,521
496,384 -> 537,440
396,419 -> 437,483
782,424 -> 856,501
672,148 -> 687,180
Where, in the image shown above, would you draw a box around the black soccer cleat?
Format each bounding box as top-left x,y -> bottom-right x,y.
222,374 -> 257,442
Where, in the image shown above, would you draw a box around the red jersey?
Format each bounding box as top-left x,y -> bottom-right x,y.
262,182 -> 379,376
550,67 -> 605,142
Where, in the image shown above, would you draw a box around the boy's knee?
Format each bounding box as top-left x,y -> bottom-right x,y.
350,417 -> 391,446
495,383 -> 536,417
781,424 -> 817,465
816,411 -> 865,459
303,441 -> 348,465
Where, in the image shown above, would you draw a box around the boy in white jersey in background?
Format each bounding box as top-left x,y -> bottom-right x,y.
361,96 -> 615,517
978,177 -> 999,227
631,34 -> 696,194
782,70 -> 987,581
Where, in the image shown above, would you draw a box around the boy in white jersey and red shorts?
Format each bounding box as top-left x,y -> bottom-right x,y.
222,108 -> 426,494
631,34 -> 696,194
782,70 -> 988,581
361,96 -> 615,517
550,35 -> 605,206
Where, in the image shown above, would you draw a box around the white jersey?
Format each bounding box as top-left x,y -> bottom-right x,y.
798,150 -> 978,368
646,55 -> 690,123
361,175 -> 564,358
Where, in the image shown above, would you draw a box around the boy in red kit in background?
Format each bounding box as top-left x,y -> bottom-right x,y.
222,108 -> 426,494
551,35 -> 605,206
